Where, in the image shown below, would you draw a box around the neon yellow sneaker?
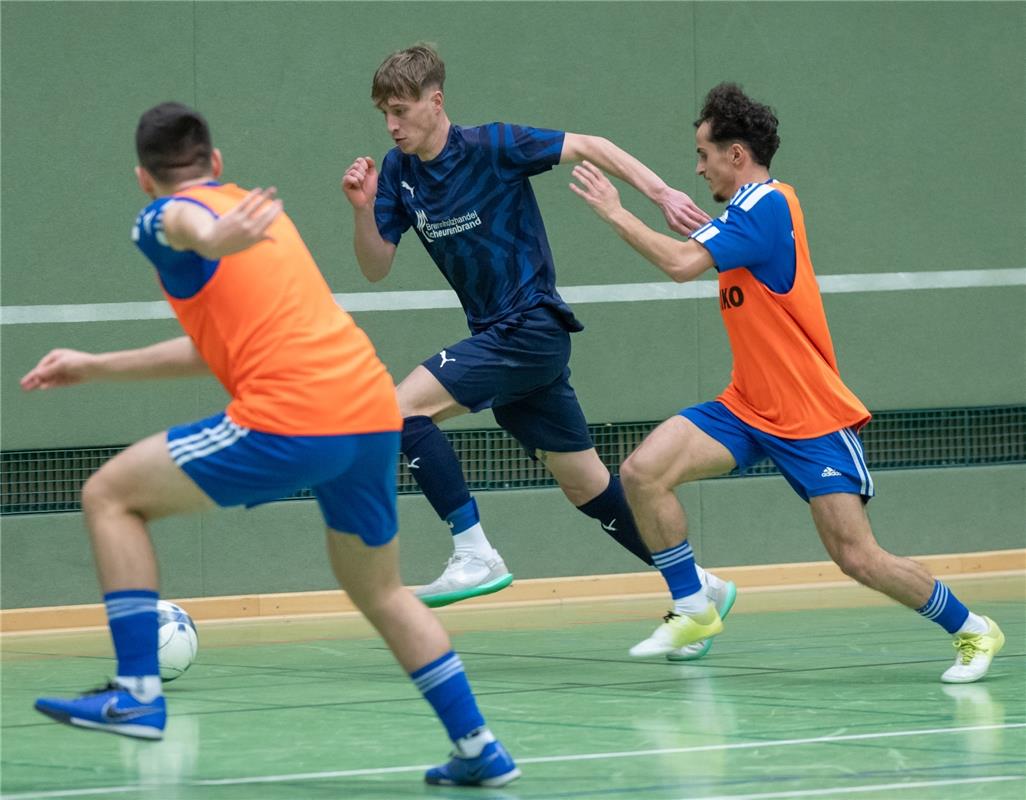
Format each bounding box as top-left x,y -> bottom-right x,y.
629,604 -> 723,658
941,617 -> 1005,684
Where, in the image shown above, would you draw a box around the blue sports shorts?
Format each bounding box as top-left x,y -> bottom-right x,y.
422,306 -> 593,456
167,413 -> 399,545
679,401 -> 875,502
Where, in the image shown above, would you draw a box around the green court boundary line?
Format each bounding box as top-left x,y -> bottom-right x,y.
3,723 -> 1023,799
1,268 -> 1023,324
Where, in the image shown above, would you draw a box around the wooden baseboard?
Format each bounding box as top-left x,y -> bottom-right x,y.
2,548 -> 1023,634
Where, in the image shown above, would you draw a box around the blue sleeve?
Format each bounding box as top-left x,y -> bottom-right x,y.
374,150 -> 411,245
485,123 -> 565,181
689,186 -> 796,293
131,197 -> 221,299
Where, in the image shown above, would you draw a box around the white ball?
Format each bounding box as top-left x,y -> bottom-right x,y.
156,600 -> 198,682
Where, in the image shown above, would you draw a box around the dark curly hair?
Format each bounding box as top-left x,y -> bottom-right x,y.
694,83 -> 780,168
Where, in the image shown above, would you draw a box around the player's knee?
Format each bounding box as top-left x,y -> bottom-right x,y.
620,453 -> 654,497
80,470 -> 119,518
833,545 -> 875,586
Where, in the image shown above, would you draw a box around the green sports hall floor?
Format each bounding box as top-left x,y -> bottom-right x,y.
2,575 -> 1023,800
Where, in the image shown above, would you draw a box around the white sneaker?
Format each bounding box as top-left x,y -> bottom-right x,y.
941,617 -> 1005,683
414,551 -> 514,608
666,576 -> 737,662
629,605 -> 723,658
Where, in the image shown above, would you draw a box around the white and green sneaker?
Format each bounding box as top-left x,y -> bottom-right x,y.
941,616 -> 1005,683
630,604 -> 724,658
666,577 -> 737,662
415,550 -> 513,608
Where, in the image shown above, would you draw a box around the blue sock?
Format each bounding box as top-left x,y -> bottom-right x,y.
401,416 -> 472,521
410,651 -> 486,742
446,498 -> 481,535
577,476 -> 653,566
917,580 -> 970,634
104,590 -> 159,677
651,541 -> 702,599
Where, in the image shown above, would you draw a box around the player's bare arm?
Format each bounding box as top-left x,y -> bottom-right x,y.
560,133 -> 710,235
570,160 -> 714,283
341,156 -> 396,282
162,188 -> 282,260
20,336 -> 208,391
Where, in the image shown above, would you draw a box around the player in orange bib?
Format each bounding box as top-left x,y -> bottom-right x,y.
569,84 -> 1003,684
22,103 -> 519,786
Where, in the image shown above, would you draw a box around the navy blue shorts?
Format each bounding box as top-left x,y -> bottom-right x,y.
167,413 -> 399,545
680,401 -> 875,502
422,306 -> 593,455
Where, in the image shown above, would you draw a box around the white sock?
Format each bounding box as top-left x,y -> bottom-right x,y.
115,675 -> 163,703
455,726 -> 496,758
452,523 -> 493,557
957,612 -> 989,635
673,589 -> 709,616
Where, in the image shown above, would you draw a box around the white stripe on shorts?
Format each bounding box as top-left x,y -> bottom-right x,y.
169,418 -> 250,467
837,428 -> 873,497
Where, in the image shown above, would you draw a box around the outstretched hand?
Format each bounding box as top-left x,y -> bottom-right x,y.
658,187 -> 711,235
342,157 -> 378,209
569,160 -> 623,222
20,349 -> 99,391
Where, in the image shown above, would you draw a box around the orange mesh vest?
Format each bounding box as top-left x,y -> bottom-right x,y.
164,183 -> 400,436
715,182 -> 870,438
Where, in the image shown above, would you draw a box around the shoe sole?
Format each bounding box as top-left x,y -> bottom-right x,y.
418,573 -> 514,608
665,581 -> 737,662
425,766 -> 522,787
34,704 -> 164,740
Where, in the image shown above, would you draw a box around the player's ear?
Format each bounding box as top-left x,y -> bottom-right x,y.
430,89 -> 444,112
135,166 -> 156,197
210,148 -> 224,178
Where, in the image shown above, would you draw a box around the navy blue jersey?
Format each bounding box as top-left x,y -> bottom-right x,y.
375,123 -> 582,334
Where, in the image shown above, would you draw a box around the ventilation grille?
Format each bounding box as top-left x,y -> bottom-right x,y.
2,405 -> 1023,515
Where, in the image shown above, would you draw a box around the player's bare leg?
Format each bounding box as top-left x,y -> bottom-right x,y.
327,531 -> 519,786
35,433 -> 215,739
810,493 -> 1004,683
397,366 -> 511,606
620,417 -> 739,657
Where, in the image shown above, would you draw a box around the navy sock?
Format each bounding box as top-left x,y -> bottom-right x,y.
577,476 -> 653,566
104,589 -> 160,677
917,580 -> 970,634
401,415 -> 473,521
446,498 -> 481,535
410,650 -> 486,742
651,541 -> 702,599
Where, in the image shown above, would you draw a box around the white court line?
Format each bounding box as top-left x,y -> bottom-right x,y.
1,269 -> 1023,325
4,722 -> 1024,799
680,775 -> 1025,800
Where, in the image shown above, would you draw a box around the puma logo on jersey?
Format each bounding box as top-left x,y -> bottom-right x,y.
401,181 -> 415,198
409,457 -> 421,469
601,519 -> 618,532
439,350 -> 456,368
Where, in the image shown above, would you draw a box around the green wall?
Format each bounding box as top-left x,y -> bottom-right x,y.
2,2 -> 1024,608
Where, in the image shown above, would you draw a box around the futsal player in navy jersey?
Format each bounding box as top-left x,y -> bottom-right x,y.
341,44 -> 736,658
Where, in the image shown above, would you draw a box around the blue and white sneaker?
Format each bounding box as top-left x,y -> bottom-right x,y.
425,740 -> 521,787
34,682 -> 166,740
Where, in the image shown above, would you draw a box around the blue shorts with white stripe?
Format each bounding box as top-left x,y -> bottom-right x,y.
679,401 -> 874,502
167,412 -> 399,544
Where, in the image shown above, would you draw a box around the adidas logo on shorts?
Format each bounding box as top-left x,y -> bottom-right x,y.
821,466 -> 842,478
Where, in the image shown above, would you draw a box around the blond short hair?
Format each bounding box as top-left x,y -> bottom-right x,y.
371,44 -> 446,105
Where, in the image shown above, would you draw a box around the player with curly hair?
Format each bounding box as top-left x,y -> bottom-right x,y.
568,83 -> 1004,683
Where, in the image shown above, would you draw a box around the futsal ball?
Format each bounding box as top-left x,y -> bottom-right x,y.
157,600 -> 198,682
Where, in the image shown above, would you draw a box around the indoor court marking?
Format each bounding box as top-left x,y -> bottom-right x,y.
2,576 -> 1023,799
